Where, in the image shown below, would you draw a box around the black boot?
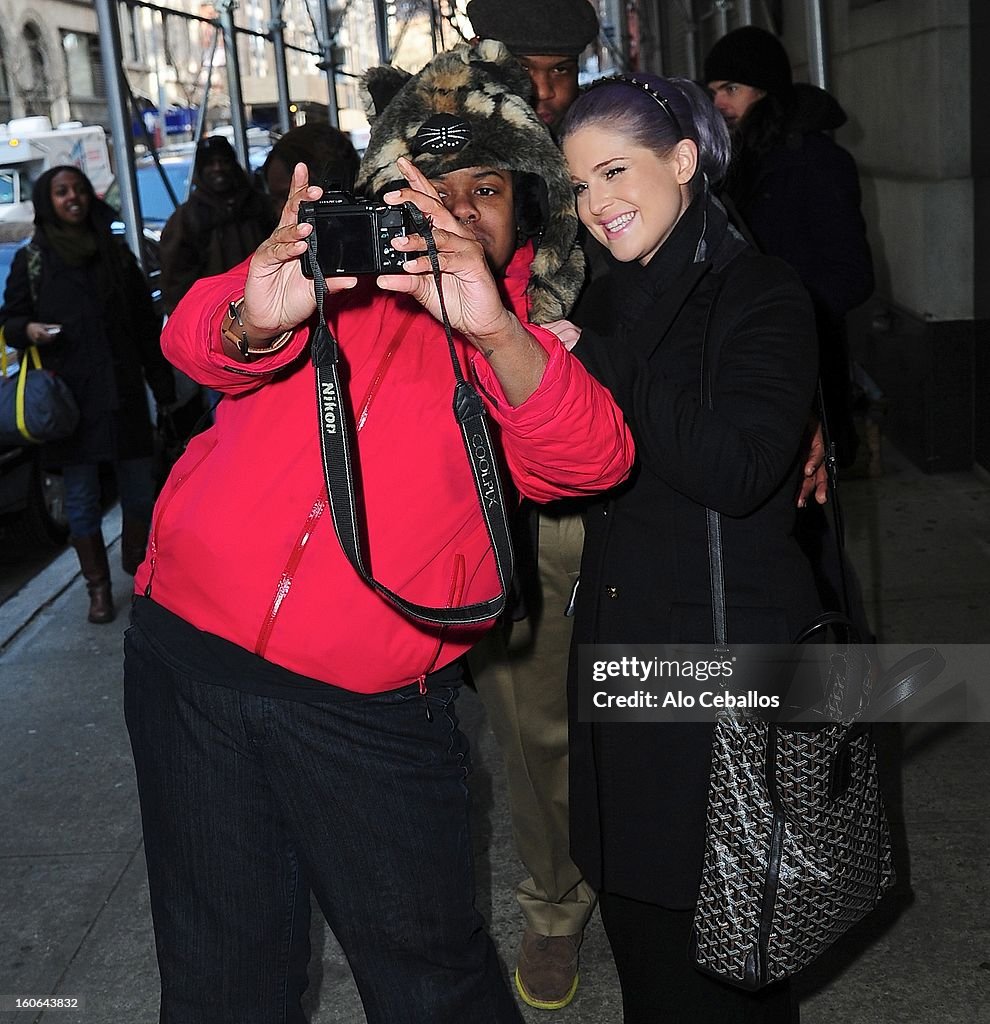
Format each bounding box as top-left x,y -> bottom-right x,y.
71,533 -> 115,624
120,516 -> 150,576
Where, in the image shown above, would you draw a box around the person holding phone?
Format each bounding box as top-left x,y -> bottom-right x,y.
0,165 -> 175,624
29,323 -> 62,340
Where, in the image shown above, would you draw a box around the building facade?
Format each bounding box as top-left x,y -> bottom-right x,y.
3,0 -> 980,473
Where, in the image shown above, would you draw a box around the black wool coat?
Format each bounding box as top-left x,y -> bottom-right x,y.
568,194 -> 822,909
0,231 -> 175,466
723,84 -> 874,464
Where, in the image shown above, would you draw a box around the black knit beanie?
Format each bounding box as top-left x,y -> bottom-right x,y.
195,134 -> 238,171
466,0 -> 599,57
703,26 -> 793,98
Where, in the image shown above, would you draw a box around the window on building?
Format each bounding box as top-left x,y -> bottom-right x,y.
120,3 -> 144,63
23,23 -> 48,95
62,32 -> 106,99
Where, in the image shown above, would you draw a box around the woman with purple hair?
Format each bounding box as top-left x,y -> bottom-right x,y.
554,75 -> 822,1021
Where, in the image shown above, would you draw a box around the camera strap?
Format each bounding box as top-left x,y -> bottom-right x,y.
305,206 -> 514,627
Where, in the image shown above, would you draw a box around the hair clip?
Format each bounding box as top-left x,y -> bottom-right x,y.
587,75 -> 685,140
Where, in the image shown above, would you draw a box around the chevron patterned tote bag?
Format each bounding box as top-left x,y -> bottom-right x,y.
688,632 -> 943,991
689,711 -> 895,990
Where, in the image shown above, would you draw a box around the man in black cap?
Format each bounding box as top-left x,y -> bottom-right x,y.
464,0 -> 599,1012
704,23 -> 793,130
467,0 -> 598,134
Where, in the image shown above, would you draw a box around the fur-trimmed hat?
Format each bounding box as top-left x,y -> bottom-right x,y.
466,0 -> 599,57
357,39 -> 584,324
703,26 -> 793,98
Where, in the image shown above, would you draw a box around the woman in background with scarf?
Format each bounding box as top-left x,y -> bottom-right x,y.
0,165 -> 175,623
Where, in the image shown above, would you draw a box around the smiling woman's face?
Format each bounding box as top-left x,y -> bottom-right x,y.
50,170 -> 91,227
564,124 -> 697,267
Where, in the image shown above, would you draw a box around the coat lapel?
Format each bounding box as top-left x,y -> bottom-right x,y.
624,259 -> 713,362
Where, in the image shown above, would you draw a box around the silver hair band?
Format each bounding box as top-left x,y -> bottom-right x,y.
586,75 -> 685,140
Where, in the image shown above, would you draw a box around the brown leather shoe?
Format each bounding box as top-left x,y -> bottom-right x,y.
85,579 -> 115,624
514,929 -> 581,1010
71,533 -> 116,624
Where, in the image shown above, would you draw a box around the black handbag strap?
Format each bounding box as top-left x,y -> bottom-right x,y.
814,378 -> 854,611
859,646 -> 946,722
792,610 -> 861,645
702,316 -> 852,649
700,282 -> 729,652
304,204 -> 514,627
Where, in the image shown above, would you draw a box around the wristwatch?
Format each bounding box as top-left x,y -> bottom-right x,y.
221,298 -> 293,358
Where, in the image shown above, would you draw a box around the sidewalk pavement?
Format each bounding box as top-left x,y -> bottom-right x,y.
0,444 -> 987,1023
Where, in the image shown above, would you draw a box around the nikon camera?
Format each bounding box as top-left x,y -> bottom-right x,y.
298,190 -> 418,277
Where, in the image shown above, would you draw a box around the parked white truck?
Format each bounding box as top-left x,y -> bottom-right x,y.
0,117 -> 113,222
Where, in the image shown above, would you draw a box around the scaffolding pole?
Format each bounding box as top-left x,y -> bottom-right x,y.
94,0 -> 145,268
373,0 -> 391,63
805,0 -> 829,90
429,0 -> 440,55
193,27 -> 221,157
316,0 -> 341,127
714,0 -> 729,38
269,0 -> 293,133
218,0 -> 250,166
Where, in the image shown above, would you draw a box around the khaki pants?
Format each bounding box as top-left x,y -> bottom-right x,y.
469,511 -> 596,936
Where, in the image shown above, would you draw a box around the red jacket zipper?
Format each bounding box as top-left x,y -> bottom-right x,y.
143,441 -> 216,598
254,492 -> 327,658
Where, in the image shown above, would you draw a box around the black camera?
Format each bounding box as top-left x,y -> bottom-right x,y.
298,190 -> 417,277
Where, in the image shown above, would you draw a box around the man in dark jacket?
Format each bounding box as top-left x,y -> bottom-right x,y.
463,0 -> 600,1010
158,135 -> 275,315
705,25 -> 874,632
704,25 -> 874,468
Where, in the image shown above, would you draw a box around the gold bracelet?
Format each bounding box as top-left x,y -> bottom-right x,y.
221,298 -> 292,358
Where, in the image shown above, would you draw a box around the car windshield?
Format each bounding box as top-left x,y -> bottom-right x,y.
0,242 -> 24,286
0,172 -> 16,206
134,161 -> 193,224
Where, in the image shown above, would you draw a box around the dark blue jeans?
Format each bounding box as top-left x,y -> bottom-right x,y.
124,618 -> 522,1024
63,457 -> 156,537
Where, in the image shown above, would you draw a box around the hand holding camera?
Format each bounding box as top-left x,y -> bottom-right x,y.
373,158 -> 520,352
242,159 -> 544,405
241,163 -> 358,343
